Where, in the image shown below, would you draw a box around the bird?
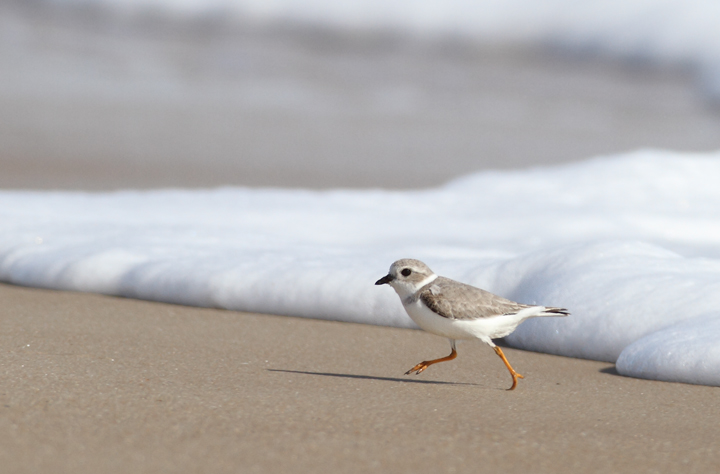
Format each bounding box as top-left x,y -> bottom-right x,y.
375,258 -> 569,390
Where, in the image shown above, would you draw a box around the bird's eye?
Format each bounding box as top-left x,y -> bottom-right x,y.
401,268 -> 412,277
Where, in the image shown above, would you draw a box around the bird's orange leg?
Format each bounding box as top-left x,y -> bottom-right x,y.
405,348 -> 457,375
493,346 -> 524,391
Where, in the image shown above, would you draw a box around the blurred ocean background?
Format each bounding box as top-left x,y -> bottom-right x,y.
3,0 -> 720,189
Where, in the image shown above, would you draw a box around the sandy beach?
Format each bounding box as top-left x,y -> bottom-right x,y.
2,283 -> 720,473
2,4 -> 720,473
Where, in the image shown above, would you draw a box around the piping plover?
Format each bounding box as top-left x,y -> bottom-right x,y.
376,258 -> 569,390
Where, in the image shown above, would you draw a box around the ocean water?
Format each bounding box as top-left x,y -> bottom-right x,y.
47,0 -> 720,99
2,151 -> 720,386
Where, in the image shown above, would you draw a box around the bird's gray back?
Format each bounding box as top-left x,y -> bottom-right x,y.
417,276 -> 528,320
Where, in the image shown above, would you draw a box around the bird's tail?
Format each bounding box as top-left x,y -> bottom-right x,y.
539,307 -> 570,317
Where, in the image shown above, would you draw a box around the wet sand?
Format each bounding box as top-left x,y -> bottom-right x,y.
2,4 -> 720,473
2,283 -> 719,473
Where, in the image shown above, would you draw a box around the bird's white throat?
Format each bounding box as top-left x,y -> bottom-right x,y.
390,273 -> 438,300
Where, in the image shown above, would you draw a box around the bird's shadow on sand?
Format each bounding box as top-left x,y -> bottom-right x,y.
267,369 -> 487,387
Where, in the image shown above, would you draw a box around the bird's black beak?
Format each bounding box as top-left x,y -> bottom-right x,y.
375,274 -> 393,286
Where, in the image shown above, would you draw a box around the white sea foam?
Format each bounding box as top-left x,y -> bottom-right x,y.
49,0 -> 720,99
2,150 -> 720,386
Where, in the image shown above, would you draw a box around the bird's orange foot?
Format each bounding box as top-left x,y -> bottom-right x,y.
507,372 -> 525,391
405,362 -> 430,375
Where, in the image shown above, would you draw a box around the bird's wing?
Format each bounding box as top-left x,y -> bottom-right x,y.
418,277 -> 528,320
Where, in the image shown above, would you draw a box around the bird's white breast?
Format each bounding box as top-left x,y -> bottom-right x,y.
403,300 -> 545,345
403,299 -> 477,340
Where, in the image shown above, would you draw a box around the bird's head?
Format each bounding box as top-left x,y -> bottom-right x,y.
375,258 -> 437,299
